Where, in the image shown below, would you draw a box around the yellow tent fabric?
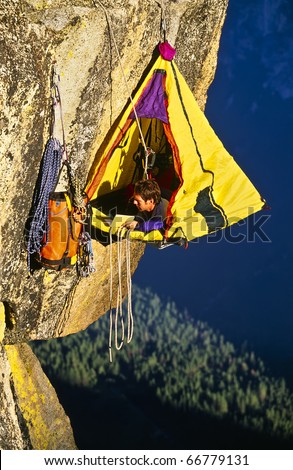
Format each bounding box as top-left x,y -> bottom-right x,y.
85,46 -> 265,244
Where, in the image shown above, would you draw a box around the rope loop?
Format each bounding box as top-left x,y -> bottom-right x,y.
108,226 -> 134,362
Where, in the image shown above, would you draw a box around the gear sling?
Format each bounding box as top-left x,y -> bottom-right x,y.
27,64 -> 94,274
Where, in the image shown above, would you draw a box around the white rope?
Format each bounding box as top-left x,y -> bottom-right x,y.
144,149 -> 149,180
92,0 -> 150,178
108,226 -> 134,361
126,229 -> 134,343
115,227 -> 125,351
108,227 -> 126,362
108,227 -> 114,362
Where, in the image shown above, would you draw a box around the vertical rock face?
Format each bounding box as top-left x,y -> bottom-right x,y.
0,345 -> 27,450
1,343 -> 76,449
0,0 -> 228,450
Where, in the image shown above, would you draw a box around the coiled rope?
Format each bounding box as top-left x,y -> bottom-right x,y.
27,137 -> 63,269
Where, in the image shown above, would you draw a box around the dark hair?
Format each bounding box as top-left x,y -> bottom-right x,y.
134,179 -> 161,205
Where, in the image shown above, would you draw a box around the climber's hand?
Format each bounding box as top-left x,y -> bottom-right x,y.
122,220 -> 139,230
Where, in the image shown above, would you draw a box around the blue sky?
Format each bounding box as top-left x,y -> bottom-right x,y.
133,0 -> 293,386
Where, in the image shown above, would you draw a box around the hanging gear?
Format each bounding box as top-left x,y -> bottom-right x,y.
144,147 -> 156,177
76,205 -> 96,277
27,63 -> 94,275
38,165 -> 87,271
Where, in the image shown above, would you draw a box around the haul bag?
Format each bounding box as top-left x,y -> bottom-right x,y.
39,192 -> 84,269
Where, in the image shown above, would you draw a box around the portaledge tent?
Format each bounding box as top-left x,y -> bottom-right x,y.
85,43 -> 265,244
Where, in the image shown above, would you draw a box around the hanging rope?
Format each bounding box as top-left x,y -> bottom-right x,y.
115,227 -> 125,350
92,0 -> 149,178
108,227 -> 125,362
108,226 -> 134,362
126,228 -> 134,343
27,61 -> 92,275
108,227 -> 114,362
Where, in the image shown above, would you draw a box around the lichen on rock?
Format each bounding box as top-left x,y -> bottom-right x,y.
4,343 -> 76,449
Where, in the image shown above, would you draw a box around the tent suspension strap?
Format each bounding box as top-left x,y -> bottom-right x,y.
92,0 -> 149,178
51,63 -> 68,162
155,0 -> 167,42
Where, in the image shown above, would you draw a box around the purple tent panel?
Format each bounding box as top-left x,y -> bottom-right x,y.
129,70 -> 169,124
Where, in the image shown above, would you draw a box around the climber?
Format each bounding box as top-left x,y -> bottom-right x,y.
123,179 -> 167,232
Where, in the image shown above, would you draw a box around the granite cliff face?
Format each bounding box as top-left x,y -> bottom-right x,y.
0,0 -> 228,450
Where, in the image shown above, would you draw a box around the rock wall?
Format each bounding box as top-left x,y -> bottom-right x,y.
0,0 -> 228,450
1,343 -> 76,449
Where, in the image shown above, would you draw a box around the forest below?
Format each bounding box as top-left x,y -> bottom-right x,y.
31,285 -> 293,450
